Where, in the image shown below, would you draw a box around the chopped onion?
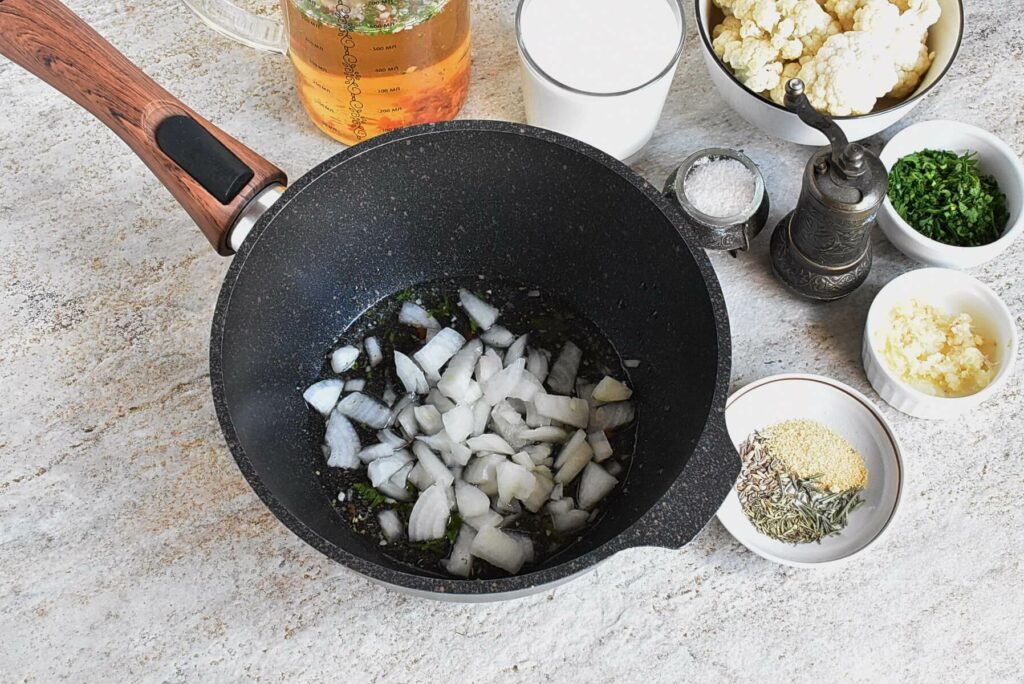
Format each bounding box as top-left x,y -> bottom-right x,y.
463,453 -> 507,495
509,371 -> 543,402
466,433 -> 515,455
490,401 -> 526,448
395,351 -> 429,394
523,471 -> 554,512
533,394 -> 589,428
471,400 -> 491,437
399,301 -> 441,333
324,410 -> 360,469
519,426 -> 569,443
382,385 -> 397,407
462,380 -> 483,405
442,403 -> 474,443
525,400 -> 550,428
330,345 -> 360,373
470,526 -> 526,574
448,440 -> 473,467
591,376 -> 633,403
587,430 -> 613,462
382,459 -> 414,500
459,288 -> 499,330
396,404 -> 419,438
442,525 -> 476,577
414,327 -> 466,381
493,497 -> 522,516
408,483 -> 452,542
407,462 -> 432,491
546,341 -> 581,394
455,480 -> 491,518
337,392 -> 391,429
475,351 -> 502,385
412,441 -> 454,487
577,462 -> 618,510
358,442 -> 395,464
510,533 -> 535,564
414,405 -> 444,435
550,483 -> 564,501
606,461 -> 624,477
545,498 -> 573,515
464,510 -> 503,530
344,378 -> 366,392
554,429 -> 588,468
364,336 -> 383,368
480,325 -> 515,348
482,358 -> 526,405
368,452 -> 412,487
378,509 -> 405,543
511,451 -> 535,470
496,461 -> 536,505
524,444 -> 552,464
590,401 -> 635,431
576,381 -> 596,403
437,339 -> 483,402
377,429 -> 406,448
554,429 -> 593,484
303,379 -> 344,416
624,359 -> 641,369
551,509 -> 589,533
504,334 -> 528,367
526,348 -> 550,384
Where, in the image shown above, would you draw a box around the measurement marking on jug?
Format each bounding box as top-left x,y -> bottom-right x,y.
336,3 -> 367,141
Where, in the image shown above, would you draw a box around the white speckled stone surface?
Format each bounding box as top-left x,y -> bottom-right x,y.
2,1 -> 1022,680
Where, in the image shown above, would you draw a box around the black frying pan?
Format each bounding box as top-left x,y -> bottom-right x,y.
1,0 -> 737,598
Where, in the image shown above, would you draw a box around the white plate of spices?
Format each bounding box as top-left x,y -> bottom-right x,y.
717,374 -> 903,567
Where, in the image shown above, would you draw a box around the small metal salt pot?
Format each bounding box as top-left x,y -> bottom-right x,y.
770,79 -> 888,301
664,148 -> 770,254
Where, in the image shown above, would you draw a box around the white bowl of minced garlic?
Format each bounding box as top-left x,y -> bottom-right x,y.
863,268 -> 1018,420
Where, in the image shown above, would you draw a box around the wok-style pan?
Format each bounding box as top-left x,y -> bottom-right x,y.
1,0 -> 737,599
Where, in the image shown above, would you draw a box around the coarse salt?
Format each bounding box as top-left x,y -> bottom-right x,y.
684,157 -> 756,218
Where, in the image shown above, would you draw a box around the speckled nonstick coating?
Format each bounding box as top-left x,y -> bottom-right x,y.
210,120 -> 737,600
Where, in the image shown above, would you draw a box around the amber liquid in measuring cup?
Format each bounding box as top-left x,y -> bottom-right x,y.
282,0 -> 470,144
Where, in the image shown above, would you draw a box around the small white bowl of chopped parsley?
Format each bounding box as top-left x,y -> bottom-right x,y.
717,374 -> 903,567
878,120 -> 1024,269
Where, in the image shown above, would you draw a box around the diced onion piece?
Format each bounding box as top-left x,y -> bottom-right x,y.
463,510 -> 503,530
382,385 -> 398,407
414,327 -> 466,381
358,442 -> 395,464
437,339 -> 483,402
337,392 -> 392,429
509,371 -> 543,402
496,461 -> 536,505
525,400 -> 550,428
463,453 -> 507,496
330,345 -> 360,373
490,401 -> 526,448
494,497 -> 522,516
546,341 -> 582,395
395,351 -> 429,394
368,452 -> 412,487
455,480 -> 491,518
407,483 -> 452,542
577,462 -> 618,510
520,426 -> 569,443
550,483 -> 564,501
525,444 -> 552,464
523,471 -> 555,512
480,325 -> 516,348
442,525 -> 476,577
471,400 -> 491,437
414,405 -> 444,435
482,358 -> 526,405
526,348 -> 549,384
511,451 -> 534,470
592,376 -> 633,403
624,359 -> 641,369
470,526 -> 527,574
426,388 -> 456,414
377,429 -> 406,448
364,336 -> 383,367
407,462 -> 432,491
378,509 -> 405,543
303,379 -> 344,416
554,429 -> 593,484
475,351 -> 502,385
510,533 -> 535,564
545,498 -> 573,515
396,404 -> 419,438
504,334 -> 528,367
606,461 -> 624,477
344,378 -> 366,392
442,403 -> 474,443
459,288 -> 499,330
462,380 -> 483,405
534,394 -> 589,428
447,440 -> 473,467
412,441 -> 454,487
588,430 -> 614,462
324,410 -> 360,469
551,509 -> 589,533
466,433 -> 515,455
576,381 -> 596,403
399,301 -> 441,333
591,401 -> 635,431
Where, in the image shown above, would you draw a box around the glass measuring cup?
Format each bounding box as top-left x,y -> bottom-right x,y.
515,0 -> 685,160
182,0 -> 471,144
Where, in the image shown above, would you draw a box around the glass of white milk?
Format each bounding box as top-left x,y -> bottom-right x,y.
515,0 -> 685,160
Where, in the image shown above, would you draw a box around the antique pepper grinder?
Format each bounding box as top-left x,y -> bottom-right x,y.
770,79 -> 888,301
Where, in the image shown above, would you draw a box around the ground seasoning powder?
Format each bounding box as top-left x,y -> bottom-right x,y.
736,420 -> 868,544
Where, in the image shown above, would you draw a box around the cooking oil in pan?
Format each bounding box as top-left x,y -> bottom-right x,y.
282,0 -> 470,144
314,277 -> 636,579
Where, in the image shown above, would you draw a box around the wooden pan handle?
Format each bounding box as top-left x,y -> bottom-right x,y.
0,0 -> 287,255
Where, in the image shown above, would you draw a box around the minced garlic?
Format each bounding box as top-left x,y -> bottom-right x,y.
879,299 -> 995,398
760,419 -> 868,493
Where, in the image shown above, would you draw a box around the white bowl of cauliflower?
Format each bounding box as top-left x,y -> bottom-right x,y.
695,0 -> 964,145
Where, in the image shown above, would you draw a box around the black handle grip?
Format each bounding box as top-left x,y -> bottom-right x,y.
156,115 -> 255,205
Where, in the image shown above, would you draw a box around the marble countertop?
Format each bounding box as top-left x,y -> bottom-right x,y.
2,0 -> 1021,680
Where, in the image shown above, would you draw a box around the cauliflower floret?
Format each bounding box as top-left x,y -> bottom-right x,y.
853,0 -> 939,98
796,31 -> 899,115
769,62 -> 803,104
713,16 -> 788,92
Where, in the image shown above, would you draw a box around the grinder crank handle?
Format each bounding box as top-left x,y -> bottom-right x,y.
0,0 -> 287,255
784,79 -> 868,178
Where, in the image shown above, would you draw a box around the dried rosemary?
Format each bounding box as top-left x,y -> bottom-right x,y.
737,430 -> 865,544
